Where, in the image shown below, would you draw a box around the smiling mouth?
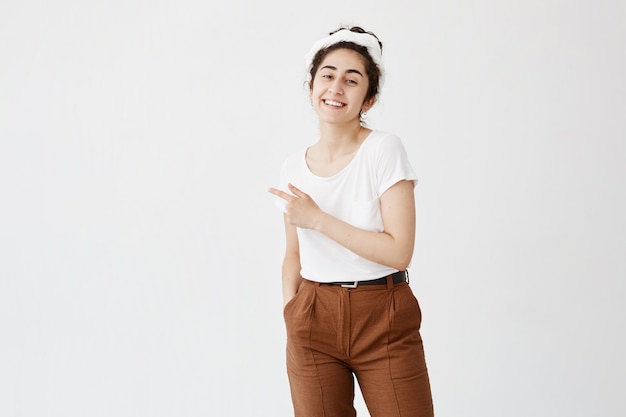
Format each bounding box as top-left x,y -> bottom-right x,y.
324,99 -> 345,108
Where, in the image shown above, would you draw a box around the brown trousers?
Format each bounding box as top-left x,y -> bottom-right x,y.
284,276 -> 434,417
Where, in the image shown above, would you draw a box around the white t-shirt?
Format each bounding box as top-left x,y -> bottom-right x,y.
275,130 -> 418,283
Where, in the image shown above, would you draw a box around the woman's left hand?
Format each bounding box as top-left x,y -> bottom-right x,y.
268,183 -> 325,230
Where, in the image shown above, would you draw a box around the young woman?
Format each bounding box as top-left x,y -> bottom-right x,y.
268,26 -> 434,417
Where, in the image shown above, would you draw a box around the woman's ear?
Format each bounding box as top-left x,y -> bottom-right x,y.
362,96 -> 377,112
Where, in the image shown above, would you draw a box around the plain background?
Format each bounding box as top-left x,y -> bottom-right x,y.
1,1 -> 625,416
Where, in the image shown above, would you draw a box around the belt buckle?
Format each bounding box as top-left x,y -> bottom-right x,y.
341,281 -> 358,288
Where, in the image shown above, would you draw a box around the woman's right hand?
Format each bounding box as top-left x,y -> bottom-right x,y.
268,183 -> 326,231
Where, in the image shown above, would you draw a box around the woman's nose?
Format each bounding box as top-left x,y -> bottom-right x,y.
328,79 -> 343,94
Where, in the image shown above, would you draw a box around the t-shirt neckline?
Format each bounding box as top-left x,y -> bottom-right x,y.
303,129 -> 375,180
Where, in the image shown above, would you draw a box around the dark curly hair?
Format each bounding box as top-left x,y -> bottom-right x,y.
308,26 -> 383,105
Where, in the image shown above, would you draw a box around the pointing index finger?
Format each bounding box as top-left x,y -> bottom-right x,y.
268,187 -> 295,202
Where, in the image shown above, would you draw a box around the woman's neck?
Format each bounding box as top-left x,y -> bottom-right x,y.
306,122 -> 372,176
317,122 -> 370,157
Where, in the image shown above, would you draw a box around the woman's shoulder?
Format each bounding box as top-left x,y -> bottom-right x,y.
363,129 -> 406,152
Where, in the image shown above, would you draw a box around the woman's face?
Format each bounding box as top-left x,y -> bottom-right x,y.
310,48 -> 373,125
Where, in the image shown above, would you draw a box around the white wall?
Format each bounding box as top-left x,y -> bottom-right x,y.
1,1 -> 624,416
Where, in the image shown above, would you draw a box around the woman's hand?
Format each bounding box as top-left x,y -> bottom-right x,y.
283,292 -> 296,308
268,183 -> 325,230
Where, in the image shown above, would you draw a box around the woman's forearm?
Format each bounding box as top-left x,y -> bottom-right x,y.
315,180 -> 416,270
282,256 -> 303,306
315,214 -> 414,271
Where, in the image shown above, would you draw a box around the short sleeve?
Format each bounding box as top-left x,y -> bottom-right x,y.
375,134 -> 418,196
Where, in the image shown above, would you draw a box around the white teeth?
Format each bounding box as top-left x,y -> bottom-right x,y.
325,100 -> 344,107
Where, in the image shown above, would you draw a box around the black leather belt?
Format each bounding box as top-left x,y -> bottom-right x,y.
322,270 -> 408,288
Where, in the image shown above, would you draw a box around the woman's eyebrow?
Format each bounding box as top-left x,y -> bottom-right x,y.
320,65 -> 364,77
346,69 -> 364,77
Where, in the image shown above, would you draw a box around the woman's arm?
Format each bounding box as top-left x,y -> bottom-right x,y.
316,180 -> 415,270
268,180 -> 416,271
281,215 -> 303,307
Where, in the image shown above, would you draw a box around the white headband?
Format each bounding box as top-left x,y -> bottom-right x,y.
304,29 -> 385,93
